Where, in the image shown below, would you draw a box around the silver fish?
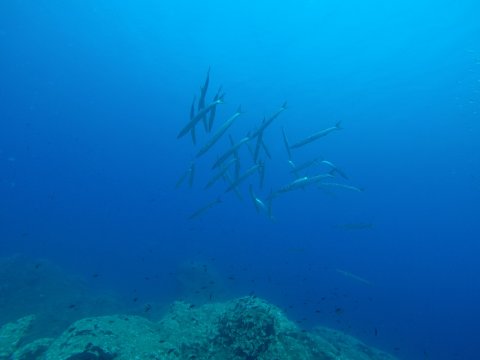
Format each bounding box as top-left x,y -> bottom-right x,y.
225,163 -> 261,193
204,158 -> 237,189
177,96 -> 224,139
212,136 -> 250,170
319,182 -> 364,192
282,127 -> 291,160
198,67 -> 210,131
290,121 -> 342,149
188,197 -> 222,220
250,101 -> 287,139
321,160 -> 348,179
196,106 -> 243,158
208,86 -> 223,132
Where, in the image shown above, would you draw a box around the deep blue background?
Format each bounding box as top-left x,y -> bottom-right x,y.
1,1 -> 479,359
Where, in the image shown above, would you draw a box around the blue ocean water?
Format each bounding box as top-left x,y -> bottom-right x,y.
1,0 -> 479,359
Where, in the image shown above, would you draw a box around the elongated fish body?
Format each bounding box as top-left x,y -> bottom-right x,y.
290,121 -> 342,149
212,136 -> 250,169
198,68 -> 210,111
309,173 -> 334,184
188,197 -> 221,220
229,135 -> 241,180
198,68 -> 211,131
261,140 -> 272,159
319,182 -> 364,192
248,185 -> 260,212
190,96 -> 197,145
196,107 -> 242,158
177,96 -> 224,139
336,269 -> 372,286
289,157 -> 322,177
255,198 -> 268,213
321,160 -> 348,179
176,162 -> 195,189
249,185 -> 270,216
225,163 -> 260,193
223,172 -> 243,200
282,127 -> 292,160
208,86 -> 223,132
204,158 -> 237,189
250,101 -> 287,139
188,163 -> 196,188
259,162 -> 265,189
253,127 -> 263,162
277,176 -> 310,194
276,172 -> 332,195
175,170 -> 189,189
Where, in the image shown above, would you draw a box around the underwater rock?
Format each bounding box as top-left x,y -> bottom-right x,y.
41,296 -> 397,360
0,315 -> 36,359
0,255 -> 126,340
11,337 -> 54,360
44,315 -> 164,360
215,296 -> 278,358
312,326 -> 396,360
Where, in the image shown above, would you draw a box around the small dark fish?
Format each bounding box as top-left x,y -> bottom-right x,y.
144,304 -> 152,313
335,307 -> 344,315
133,297 -> 138,302
68,304 -> 77,309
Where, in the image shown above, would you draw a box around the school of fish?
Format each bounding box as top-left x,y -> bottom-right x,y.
176,69 -> 364,220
